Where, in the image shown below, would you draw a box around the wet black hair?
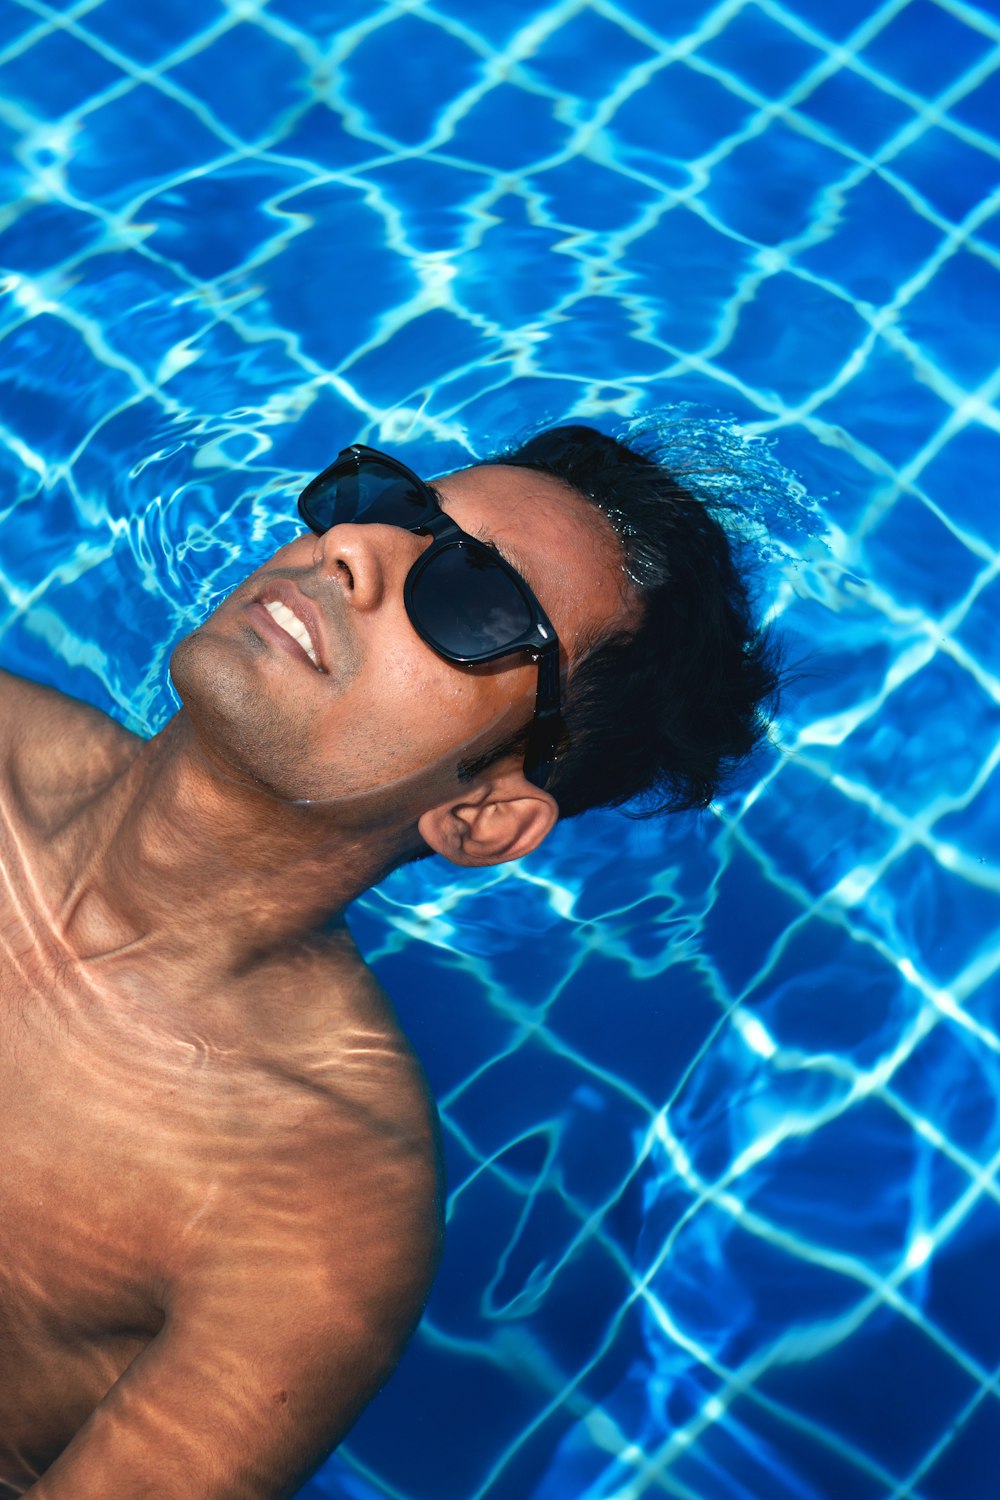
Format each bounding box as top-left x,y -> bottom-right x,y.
459,423 -> 785,819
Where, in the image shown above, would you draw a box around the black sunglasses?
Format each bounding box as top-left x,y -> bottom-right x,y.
297,445 -> 562,791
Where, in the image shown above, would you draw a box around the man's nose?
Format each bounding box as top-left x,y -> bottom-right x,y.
312,522 -> 431,612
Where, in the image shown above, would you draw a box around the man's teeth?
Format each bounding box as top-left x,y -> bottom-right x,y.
263,600 -> 320,668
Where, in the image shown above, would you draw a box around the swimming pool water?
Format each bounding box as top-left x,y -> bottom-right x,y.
0,1 -> 998,1497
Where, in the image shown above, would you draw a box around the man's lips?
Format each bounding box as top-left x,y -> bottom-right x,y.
245,580 -> 328,672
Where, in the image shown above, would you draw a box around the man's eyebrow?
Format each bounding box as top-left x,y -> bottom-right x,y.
468,525 -> 536,585
428,486 -> 536,587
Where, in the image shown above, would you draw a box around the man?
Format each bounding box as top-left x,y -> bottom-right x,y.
0,426 -> 779,1497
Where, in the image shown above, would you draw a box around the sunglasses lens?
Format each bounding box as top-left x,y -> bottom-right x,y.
409,544 -> 533,659
302,459 -> 428,531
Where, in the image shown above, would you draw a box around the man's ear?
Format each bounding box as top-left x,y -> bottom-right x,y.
416,768 -> 559,867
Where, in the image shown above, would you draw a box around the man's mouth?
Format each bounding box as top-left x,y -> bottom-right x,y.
244,578 -> 333,672
261,599 -> 321,669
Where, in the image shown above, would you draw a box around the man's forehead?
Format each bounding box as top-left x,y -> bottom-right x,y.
434,462 -> 616,558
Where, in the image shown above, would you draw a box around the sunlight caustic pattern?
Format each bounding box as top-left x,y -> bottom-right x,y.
0,0 -> 998,1496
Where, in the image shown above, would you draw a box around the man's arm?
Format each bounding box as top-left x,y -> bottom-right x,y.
30,1086 -> 443,1500
30,1268 -> 426,1499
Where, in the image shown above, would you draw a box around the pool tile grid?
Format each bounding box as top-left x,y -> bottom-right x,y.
0,1 -> 999,1497
0,0 -> 997,426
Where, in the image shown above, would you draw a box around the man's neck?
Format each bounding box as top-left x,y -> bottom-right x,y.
48,713 -> 406,978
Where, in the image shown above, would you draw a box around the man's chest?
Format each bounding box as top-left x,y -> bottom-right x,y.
0,936 -> 276,1304
0,946 -> 328,1492
0,898 -> 348,1321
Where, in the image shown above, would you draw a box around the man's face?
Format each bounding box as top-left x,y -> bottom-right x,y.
170,463 -> 636,819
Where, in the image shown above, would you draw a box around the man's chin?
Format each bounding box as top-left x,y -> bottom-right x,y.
167,629 -> 286,789
169,621 -> 237,710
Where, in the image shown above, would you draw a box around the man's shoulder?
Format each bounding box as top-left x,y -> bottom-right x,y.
232,935 -> 443,1228
248,930 -> 436,1102
0,664 -> 109,720
0,667 -> 137,792
171,942 -> 444,1353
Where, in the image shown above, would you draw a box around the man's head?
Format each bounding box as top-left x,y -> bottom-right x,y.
171,422 -> 780,870
169,437 -> 633,870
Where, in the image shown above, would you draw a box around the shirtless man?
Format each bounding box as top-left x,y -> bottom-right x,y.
0,427 -> 779,1497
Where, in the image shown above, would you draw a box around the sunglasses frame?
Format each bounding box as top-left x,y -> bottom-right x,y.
297,445 -> 563,792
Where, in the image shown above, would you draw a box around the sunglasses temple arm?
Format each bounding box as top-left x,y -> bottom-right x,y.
524,647 -> 562,791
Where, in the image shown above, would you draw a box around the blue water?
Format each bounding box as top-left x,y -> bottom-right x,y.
1,1 -> 998,1496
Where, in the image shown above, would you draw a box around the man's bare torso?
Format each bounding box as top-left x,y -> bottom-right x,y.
0,675 -> 441,1496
